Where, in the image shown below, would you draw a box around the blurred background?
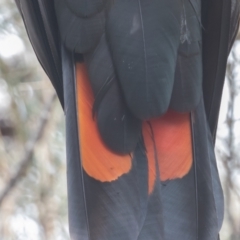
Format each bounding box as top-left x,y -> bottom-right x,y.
0,0 -> 239,239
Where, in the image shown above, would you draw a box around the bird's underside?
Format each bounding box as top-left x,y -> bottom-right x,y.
55,0 -> 203,154
15,0 -> 240,239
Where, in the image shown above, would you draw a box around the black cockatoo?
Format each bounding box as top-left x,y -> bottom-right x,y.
14,0 -> 240,239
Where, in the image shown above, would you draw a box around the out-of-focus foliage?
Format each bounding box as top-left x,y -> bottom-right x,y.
0,0 -> 69,239
217,32 -> 240,240
0,0 -> 239,239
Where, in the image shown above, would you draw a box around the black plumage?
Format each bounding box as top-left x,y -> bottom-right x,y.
106,0 -> 181,119
65,0 -> 107,17
85,34 -> 141,154
54,0 -> 205,151
54,0 -> 105,53
170,0 -> 203,111
14,0 -> 240,239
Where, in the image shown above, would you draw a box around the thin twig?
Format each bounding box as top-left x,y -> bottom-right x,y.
0,93 -> 57,206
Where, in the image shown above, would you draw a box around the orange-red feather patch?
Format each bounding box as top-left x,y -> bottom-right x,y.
142,122 -> 157,194
143,110 -> 193,192
75,63 -> 192,189
75,63 -> 132,182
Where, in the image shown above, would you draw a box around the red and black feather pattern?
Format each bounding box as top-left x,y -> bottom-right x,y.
73,61 -> 221,240
15,0 -> 240,239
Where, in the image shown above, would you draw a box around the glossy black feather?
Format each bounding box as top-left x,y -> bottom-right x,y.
65,0 -> 106,17
83,142 -> 149,240
193,99 -> 224,239
207,131 -> 224,232
55,0 -> 105,53
170,0 -> 203,112
85,35 -> 141,154
15,0 -> 240,240
15,0 -> 64,107
202,0 -> 232,138
106,0 -> 182,120
161,170 -> 198,240
62,47 -> 89,240
137,182 -> 164,240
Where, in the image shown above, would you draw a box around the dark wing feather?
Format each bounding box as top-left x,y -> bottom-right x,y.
192,99 -> 224,239
61,47 -> 89,240
202,0 -> 239,139
16,1 -> 239,240
54,0 -> 105,54
106,0 -> 181,119
229,0 -> 240,50
137,183 -> 164,240
85,34 -> 141,154
15,0 -> 64,108
55,0 -> 141,153
160,105 -> 224,240
170,0 -> 202,112
161,169 -> 198,240
65,0 -> 106,17
82,143 -> 149,240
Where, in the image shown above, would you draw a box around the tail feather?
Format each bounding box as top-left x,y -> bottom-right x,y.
15,0 -> 239,239
74,62 -> 223,240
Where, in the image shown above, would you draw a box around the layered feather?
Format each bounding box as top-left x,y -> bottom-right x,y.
55,0 -> 203,153
56,2 -> 224,239
73,61 -> 224,240
15,0 -> 64,107
55,0 -> 105,53
85,35 -> 141,154
15,0 -> 240,240
170,0 -> 202,112
106,0 -> 181,119
65,0 -> 107,17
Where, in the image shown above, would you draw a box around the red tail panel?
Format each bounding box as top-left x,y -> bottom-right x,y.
143,110 -> 193,187
76,63 -> 132,182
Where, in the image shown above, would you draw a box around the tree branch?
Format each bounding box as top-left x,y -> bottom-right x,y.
0,93 -> 57,206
